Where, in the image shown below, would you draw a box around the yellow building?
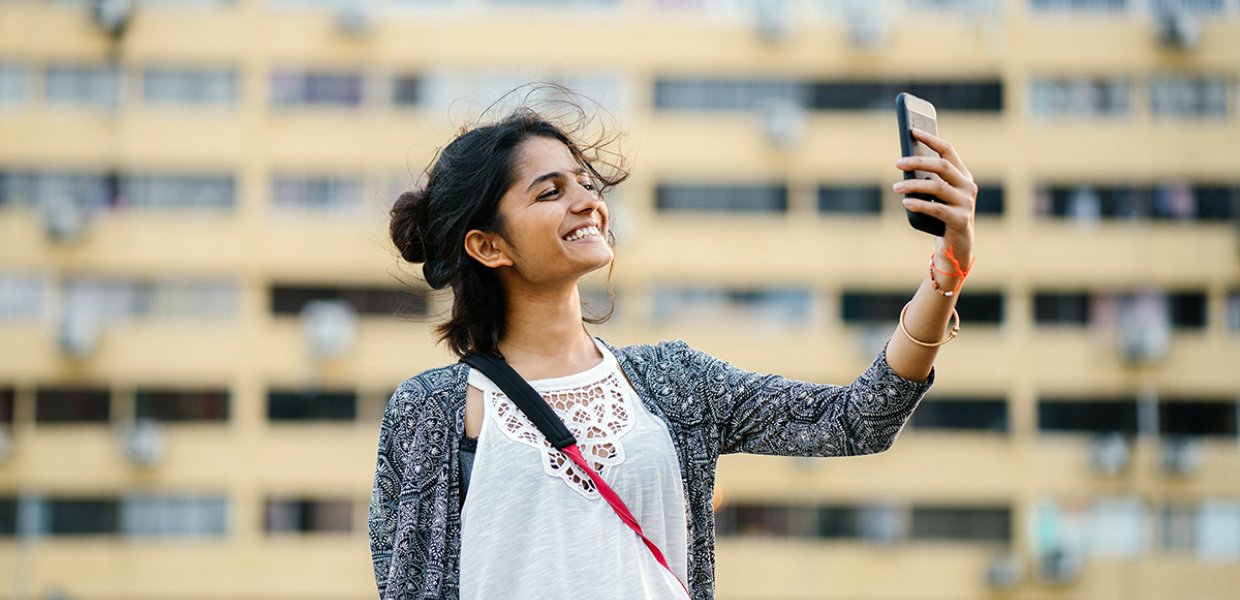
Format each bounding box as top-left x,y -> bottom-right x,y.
1,0 -> 1238,598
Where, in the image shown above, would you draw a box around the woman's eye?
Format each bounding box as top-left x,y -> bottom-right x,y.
582,182 -> 597,191
538,187 -> 560,200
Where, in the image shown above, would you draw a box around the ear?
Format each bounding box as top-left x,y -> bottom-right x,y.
463,229 -> 513,269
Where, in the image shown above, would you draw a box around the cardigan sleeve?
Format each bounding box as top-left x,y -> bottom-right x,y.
368,386 -> 407,598
676,342 -> 933,457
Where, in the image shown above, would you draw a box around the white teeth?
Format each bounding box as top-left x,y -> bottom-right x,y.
564,225 -> 600,241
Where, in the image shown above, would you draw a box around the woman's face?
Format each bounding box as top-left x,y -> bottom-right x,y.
490,136 -> 613,285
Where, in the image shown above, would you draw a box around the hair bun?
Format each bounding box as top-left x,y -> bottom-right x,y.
390,189 -> 432,264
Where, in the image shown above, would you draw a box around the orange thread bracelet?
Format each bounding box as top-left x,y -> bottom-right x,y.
929,245 -> 975,297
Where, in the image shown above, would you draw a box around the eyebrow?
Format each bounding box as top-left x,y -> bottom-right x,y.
524,167 -> 589,193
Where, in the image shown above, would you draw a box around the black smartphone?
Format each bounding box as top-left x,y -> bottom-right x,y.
896,92 -> 946,236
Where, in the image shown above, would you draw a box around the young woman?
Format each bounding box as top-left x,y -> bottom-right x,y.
369,105 -> 977,600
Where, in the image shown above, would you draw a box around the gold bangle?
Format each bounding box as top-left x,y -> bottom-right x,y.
898,301 -> 960,348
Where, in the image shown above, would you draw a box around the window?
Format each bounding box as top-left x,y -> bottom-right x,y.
1029,0 -> 1130,11
121,495 -> 228,537
818,185 -> 882,215
655,184 -> 787,213
0,62 -> 27,105
816,506 -> 863,539
1035,292 -> 1092,326
0,497 -> 15,536
0,387 -> 12,426
143,67 -> 237,107
392,75 -> 420,106
1159,399 -> 1237,437
35,388 -> 110,424
267,389 -> 356,421
953,292 -> 1004,325
653,78 -> 803,111
1166,291 -> 1206,329
42,498 -> 120,535
1037,184 -> 1239,221
975,185 -> 1005,216
1038,397 -> 1139,435
45,65 -> 121,110
652,287 -> 810,326
1193,186 -> 1239,221
1197,500 -> 1240,560
270,285 -> 425,317
715,504 -> 819,537
0,272 -> 47,322
810,81 -> 1003,112
120,174 -> 236,211
1228,291 -> 1240,332
1149,75 -> 1228,119
270,176 -> 362,213
841,292 -> 909,325
909,397 -> 1008,432
1029,78 -> 1130,118
63,279 -> 239,322
135,389 -> 229,422
1088,497 -> 1147,558
910,506 -> 1011,542
0,171 -> 112,212
270,70 -> 363,107
264,498 -> 353,533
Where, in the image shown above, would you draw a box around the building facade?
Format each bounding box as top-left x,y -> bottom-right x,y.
1,0 -> 1239,598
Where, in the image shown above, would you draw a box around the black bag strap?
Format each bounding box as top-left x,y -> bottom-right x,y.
460,353 -> 577,450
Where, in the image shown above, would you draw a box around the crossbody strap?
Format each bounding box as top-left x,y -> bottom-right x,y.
460,353 -> 689,597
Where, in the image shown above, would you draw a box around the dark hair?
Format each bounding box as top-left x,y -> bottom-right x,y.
390,103 -> 628,358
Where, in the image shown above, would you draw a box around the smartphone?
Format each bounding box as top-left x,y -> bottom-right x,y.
896,92 -> 946,237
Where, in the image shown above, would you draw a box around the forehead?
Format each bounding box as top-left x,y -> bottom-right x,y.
512,136 -> 578,179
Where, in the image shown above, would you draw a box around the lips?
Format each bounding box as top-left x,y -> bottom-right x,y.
562,223 -> 602,242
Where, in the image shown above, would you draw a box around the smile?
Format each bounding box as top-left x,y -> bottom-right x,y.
562,224 -> 602,242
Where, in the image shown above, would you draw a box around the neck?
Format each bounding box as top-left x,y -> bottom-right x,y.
497,281 -> 599,378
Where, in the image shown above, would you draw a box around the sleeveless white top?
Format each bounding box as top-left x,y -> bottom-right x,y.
460,340 -> 689,599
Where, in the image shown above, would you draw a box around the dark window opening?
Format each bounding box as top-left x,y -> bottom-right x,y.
1168,292 -> 1206,329
135,389 -> 229,422
44,498 -> 120,535
953,293 -> 1004,325
0,387 -> 13,426
392,76 -> 420,106
268,390 -> 357,421
975,185 -> 1005,216
910,506 -> 1011,542
0,497 -> 16,536
35,388 -> 110,424
841,292 -> 910,325
810,81 -> 1003,112
264,498 -> 353,534
1038,398 -> 1139,435
1035,292 -> 1092,326
655,184 -> 788,213
909,397 -> 1009,433
1159,400 -> 1237,437
270,285 -> 425,317
818,185 -> 882,215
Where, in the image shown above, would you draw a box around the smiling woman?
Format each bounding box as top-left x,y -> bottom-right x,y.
371,85 -> 975,600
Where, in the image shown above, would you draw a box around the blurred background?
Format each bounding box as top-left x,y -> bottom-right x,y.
1,0 -> 1239,598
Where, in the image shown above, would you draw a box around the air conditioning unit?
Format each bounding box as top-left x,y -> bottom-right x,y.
860,503 -> 906,546
118,420 -> 164,467
846,3 -> 888,50
1160,436 -> 1202,476
984,551 -> 1023,589
91,0 -> 132,38
1157,8 -> 1201,51
57,310 -> 100,359
1115,293 -> 1171,367
758,98 -> 807,149
300,299 -> 359,360
753,0 -> 792,43
1089,433 -> 1131,476
336,0 -> 373,37
39,194 -> 87,243
1037,548 -> 1082,584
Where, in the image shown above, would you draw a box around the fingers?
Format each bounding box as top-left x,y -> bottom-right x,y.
893,176 -> 977,210
910,128 -> 971,178
902,194 -> 973,232
896,155 -> 972,190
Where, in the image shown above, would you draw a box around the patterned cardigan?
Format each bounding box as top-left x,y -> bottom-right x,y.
368,339 -> 933,600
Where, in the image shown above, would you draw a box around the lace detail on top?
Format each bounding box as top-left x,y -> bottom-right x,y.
470,345 -> 635,499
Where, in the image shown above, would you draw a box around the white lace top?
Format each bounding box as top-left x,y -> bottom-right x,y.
460,339 -> 689,599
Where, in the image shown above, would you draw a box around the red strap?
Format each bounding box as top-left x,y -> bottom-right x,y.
561,443 -> 690,597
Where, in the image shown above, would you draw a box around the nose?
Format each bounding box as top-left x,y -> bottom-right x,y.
569,181 -> 604,214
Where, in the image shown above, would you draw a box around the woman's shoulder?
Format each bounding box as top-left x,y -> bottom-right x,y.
389,362 -> 470,410
606,338 -> 716,373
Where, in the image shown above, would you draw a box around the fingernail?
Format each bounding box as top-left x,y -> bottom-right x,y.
893,182 -> 907,192
895,158 -> 908,167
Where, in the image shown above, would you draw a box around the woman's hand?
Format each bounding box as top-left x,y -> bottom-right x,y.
893,129 -> 977,289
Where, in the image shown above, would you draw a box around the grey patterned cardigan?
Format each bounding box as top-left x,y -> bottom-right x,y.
368,339 -> 932,600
